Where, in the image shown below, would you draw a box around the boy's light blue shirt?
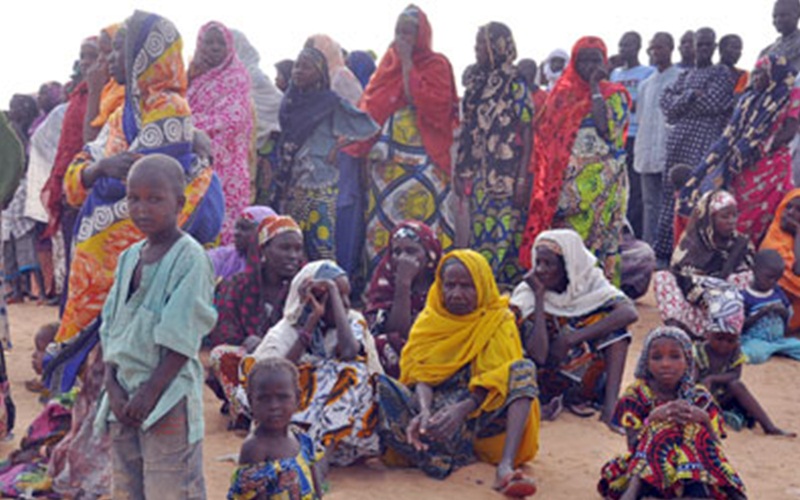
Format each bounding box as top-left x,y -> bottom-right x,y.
610,64 -> 656,138
95,234 -> 218,443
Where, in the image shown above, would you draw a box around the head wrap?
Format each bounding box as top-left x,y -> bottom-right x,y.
761,188 -> 800,299
544,49 -> 569,89
257,215 -> 302,246
635,326 -> 696,400
306,34 -> 363,104
241,205 -> 276,224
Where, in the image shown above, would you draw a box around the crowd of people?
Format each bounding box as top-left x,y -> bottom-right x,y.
0,1 -> 799,498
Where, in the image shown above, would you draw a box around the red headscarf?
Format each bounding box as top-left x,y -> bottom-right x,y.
344,4 -> 459,173
520,36 -> 628,268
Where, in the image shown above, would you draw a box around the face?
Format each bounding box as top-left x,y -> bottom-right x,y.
534,246 -> 568,292
9,96 -> 36,125
248,370 -> 297,430
711,204 -> 737,240
720,37 -> 743,66
441,260 -> 478,316
391,236 -> 428,273
79,42 -> 99,79
549,56 -> 566,73
394,17 -> 418,51
647,337 -> 688,390
707,331 -> 739,356
291,52 -> 322,90
99,31 -> 113,57
200,27 -> 227,69
109,30 -> 126,85
575,47 -> 604,82
233,217 -> 258,253
780,197 -> 800,233
679,32 -> 695,63
517,60 -> 537,87
262,232 -> 304,280
475,28 -> 491,68
618,33 -> 640,62
753,263 -> 783,292
695,31 -> 717,65
126,171 -> 184,237
648,35 -> 673,67
37,84 -> 61,113
751,67 -> 770,92
774,0 -> 800,36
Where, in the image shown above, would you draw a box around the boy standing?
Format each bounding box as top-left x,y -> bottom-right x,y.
95,154 -> 217,499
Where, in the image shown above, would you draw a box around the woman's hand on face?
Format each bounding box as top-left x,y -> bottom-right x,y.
406,411 -> 430,451
427,403 -> 469,441
589,66 -> 608,89
524,271 -> 547,301
395,38 -> 413,67
394,254 -> 422,288
301,279 -> 328,322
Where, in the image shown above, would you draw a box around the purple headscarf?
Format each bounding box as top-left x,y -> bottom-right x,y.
207,205 -> 276,281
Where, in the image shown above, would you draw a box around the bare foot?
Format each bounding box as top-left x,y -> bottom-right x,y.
765,426 -> 797,437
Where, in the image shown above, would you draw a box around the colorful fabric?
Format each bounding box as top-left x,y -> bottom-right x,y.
285,184 -> 337,261
761,189 -> 800,333
375,360 -> 539,479
56,11 -> 224,345
364,220 -> 441,377
209,344 -> 248,420
741,286 -> 800,363
345,4 -> 459,174
258,214 -> 303,246
306,34 -> 363,105
364,106 -> 456,274
522,36 -> 630,278
346,51 -> 377,89
227,431 -> 320,500
189,21 -> 254,245
41,80 -> 89,237
654,64 -> 735,262
91,81 -> 125,129
511,229 -> 627,318
208,206 -> 277,282
609,64 -> 656,137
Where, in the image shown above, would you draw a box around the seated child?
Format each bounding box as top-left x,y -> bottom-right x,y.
598,326 -> 747,500
228,357 -> 322,500
741,249 -> 800,364
95,155 -> 218,498
26,322 -> 58,393
670,163 -> 694,247
695,317 -> 795,436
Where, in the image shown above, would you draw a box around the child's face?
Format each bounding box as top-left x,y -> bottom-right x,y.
707,331 -> 739,356
753,265 -> 783,292
126,173 -> 183,237
647,337 -> 688,389
249,370 -> 298,431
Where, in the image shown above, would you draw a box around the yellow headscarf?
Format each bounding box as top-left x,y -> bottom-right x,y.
399,249 -> 525,414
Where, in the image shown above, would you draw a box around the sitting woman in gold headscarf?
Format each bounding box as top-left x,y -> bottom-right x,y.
374,249 -> 539,498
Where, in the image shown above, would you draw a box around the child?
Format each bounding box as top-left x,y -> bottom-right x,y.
228,357 -> 322,500
95,154 -> 217,499
741,249 -> 800,364
695,319 -> 795,436
25,322 -> 58,393
598,326 -> 746,500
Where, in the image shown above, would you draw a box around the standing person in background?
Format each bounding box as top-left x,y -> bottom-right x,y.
347,50 -> 377,89
517,58 -> 547,126
611,31 -> 655,238
345,4 -> 459,277
719,35 -> 749,96
522,36 -> 630,286
274,59 -> 294,93
188,21 -> 254,245
677,30 -> 696,69
456,22 -> 533,290
83,24 -> 124,144
654,28 -> 734,268
306,34 -> 363,105
541,49 -> 569,90
635,33 -> 681,245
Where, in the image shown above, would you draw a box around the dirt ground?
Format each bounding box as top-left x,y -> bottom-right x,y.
2,289 -> 800,499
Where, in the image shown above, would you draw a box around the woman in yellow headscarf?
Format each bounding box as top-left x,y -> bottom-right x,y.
375,249 -> 539,497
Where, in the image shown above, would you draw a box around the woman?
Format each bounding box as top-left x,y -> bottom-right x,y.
364,220 -> 441,377
511,229 -> 637,429
207,215 -> 304,427
679,55 -> 800,246
346,50 -> 377,89
83,23 -> 124,144
761,188 -> 800,335
206,205 -> 275,283
522,36 -> 630,286
375,249 -> 538,496
306,34 -> 363,105
246,260 -> 382,466
654,190 -> 753,337
188,21 -> 255,244
345,5 -> 459,275
456,22 -> 533,289
274,59 -> 294,93
277,47 -> 378,261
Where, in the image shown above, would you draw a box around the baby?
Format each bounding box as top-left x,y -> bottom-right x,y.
26,322 -> 58,394
741,249 -> 800,364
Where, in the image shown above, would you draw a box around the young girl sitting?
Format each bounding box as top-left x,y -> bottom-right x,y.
695,311 -> 795,437
228,357 -> 322,499
598,326 -> 747,500
740,249 -> 800,364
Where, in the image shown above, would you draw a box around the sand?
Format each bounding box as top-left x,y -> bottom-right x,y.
2,290 -> 800,499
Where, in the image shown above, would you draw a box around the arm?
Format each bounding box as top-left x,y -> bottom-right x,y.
568,300 -> 638,346
659,74 -> 694,122
380,255 -> 423,337
590,78 -> 610,139
514,124 -> 534,208
124,350 -> 189,425
719,237 -> 751,279
327,283 -> 359,361
772,117 -> 799,151
686,69 -> 735,118
701,363 -> 742,388
83,64 -> 108,143
104,363 -> 137,427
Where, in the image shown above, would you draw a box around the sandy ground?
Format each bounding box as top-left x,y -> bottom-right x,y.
2,290 -> 800,499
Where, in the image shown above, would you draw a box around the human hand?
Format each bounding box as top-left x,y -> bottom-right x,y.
589,67 -> 608,89
648,401 -> 680,423
394,254 -> 422,288
406,410 -> 430,451
524,271 -> 547,301
672,400 -> 707,425
427,402 -> 470,441
107,380 -> 138,427
100,152 -> 141,180
124,386 -> 160,426
86,58 -> 109,94
395,38 -> 413,67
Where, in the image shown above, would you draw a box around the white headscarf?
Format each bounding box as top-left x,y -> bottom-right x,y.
306,34 -> 363,105
544,48 -> 569,90
231,29 -> 283,148
510,229 -> 626,318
